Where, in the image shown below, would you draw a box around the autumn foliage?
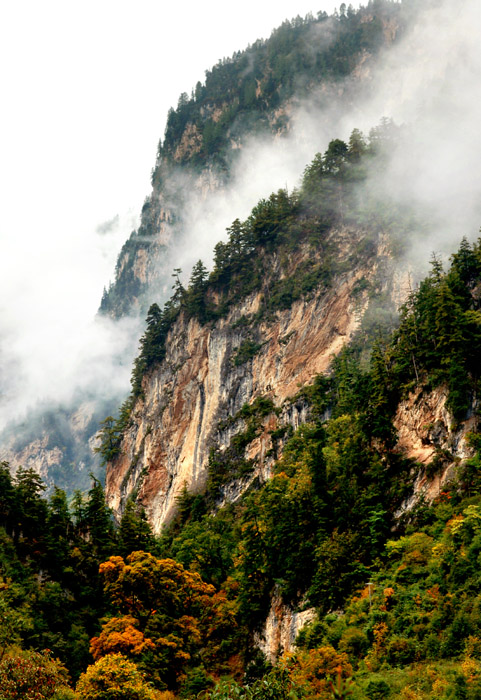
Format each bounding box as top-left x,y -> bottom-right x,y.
0,649 -> 71,700
76,653 -> 160,700
96,551 -> 232,687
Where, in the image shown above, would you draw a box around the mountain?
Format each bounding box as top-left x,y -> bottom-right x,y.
4,1 -> 481,699
0,1 -> 405,492
103,128 -> 405,530
99,0 -> 405,319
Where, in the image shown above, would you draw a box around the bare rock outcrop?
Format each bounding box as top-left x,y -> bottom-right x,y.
106,230 -> 391,532
394,386 -> 478,510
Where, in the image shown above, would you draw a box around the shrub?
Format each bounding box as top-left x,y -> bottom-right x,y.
366,678 -> 391,700
76,654 -> 159,700
338,627 -> 370,660
385,637 -> 416,666
233,340 -> 263,366
0,649 -> 71,700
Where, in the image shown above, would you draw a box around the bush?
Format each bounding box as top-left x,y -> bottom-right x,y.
338,627 -> 370,660
180,667 -> 213,697
0,649 -> 71,700
385,637 -> 416,666
76,654 -> 159,700
233,340 -> 263,366
366,678 -> 391,700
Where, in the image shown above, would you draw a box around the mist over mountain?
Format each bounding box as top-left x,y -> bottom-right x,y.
4,2 -> 481,698
3,0 -> 480,491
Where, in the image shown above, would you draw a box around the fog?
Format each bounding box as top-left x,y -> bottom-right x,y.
153,0 -> 481,293
0,0 -> 341,441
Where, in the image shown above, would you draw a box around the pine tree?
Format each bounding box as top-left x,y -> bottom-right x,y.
13,467 -> 47,548
94,417 -> 122,465
0,461 -> 15,533
118,498 -> 155,557
85,476 -> 115,559
186,260 -> 209,322
45,487 -> 73,575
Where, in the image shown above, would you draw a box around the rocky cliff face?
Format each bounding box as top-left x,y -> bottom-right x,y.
255,590 -> 316,664
0,401 -> 101,491
393,386 -> 478,511
256,382 -> 479,664
105,228 -> 392,532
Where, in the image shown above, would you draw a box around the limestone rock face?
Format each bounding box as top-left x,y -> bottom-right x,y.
0,401 -> 99,489
255,590 -> 316,663
393,386 -> 478,510
105,229 -> 390,533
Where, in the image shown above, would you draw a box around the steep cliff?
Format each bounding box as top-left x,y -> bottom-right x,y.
1,2 -> 406,494
393,385 -> 478,512
105,227 -> 391,531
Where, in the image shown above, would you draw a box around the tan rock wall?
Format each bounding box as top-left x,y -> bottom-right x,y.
105,230 -> 387,532
393,386 -> 478,510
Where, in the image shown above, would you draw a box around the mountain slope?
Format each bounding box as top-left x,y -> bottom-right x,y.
100,1 -> 404,319
0,1 -> 406,492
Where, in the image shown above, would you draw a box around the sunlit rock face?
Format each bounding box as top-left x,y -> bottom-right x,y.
105,227 -> 394,533
255,589 -> 316,663
393,387 -> 478,514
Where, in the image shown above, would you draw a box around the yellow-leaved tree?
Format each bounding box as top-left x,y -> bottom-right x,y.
76,653 -> 159,700
93,551 -> 233,689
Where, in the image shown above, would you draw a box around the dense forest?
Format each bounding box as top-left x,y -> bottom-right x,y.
3,216 -> 481,698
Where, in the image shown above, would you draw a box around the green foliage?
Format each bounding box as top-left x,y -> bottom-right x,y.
233,340 -> 263,366
203,668 -> 300,700
94,416 -> 123,464
118,498 -> 155,557
206,397 -> 277,502
156,1 -> 402,168
108,120 -> 411,462
388,237 -> 481,419
0,466 -> 140,686
85,476 -> 115,559
168,508 -> 236,588
7,231 -> 481,699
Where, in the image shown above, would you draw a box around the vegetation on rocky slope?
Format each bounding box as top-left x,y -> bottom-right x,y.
3,2 -> 481,698
2,238 -> 481,698
99,0 -> 405,318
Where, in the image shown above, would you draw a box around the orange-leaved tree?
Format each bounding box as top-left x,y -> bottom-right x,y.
90,615 -> 155,660
95,551 -> 225,688
283,645 -> 353,700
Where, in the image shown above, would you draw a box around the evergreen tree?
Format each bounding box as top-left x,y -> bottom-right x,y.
0,462 -> 15,533
45,487 -> 72,575
94,416 -> 122,465
12,467 -> 47,551
186,260 -> 209,322
85,477 -> 115,559
118,498 -> 155,557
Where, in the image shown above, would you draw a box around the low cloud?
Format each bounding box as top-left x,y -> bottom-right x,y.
170,0 -> 481,287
